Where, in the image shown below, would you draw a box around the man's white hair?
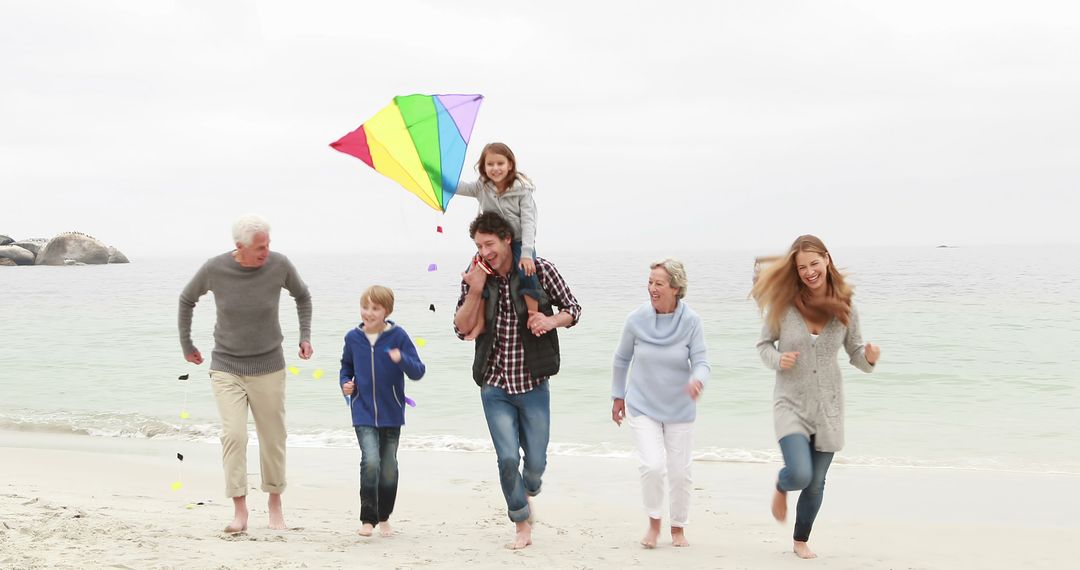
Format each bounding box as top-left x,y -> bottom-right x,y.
232,214 -> 271,246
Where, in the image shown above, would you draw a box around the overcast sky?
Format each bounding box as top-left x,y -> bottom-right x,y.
2,0 -> 1077,257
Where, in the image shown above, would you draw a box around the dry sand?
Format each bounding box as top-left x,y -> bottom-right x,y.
1,431 -> 1075,569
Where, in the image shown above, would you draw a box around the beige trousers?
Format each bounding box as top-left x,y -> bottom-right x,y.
210,369 -> 288,497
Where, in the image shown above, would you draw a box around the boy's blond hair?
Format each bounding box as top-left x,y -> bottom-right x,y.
361,285 -> 395,315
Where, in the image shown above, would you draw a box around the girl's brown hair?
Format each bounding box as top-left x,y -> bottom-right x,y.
751,235 -> 852,333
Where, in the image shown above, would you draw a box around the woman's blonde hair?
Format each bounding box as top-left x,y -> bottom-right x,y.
650,258 -> 688,299
751,235 -> 852,332
361,285 -> 395,315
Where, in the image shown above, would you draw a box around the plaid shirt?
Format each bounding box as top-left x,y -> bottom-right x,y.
455,257 -> 581,394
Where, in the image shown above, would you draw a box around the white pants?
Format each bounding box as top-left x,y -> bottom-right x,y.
628,412 -> 694,527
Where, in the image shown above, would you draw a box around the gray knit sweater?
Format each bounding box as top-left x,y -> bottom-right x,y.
756,305 -> 874,452
178,251 -> 312,376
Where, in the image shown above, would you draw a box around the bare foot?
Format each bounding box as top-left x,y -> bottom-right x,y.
378,521 -> 394,537
794,541 -> 817,559
640,517 -> 661,549
267,493 -> 286,530
357,523 -> 375,537
505,521 -> 532,550
771,486 -> 788,522
671,526 -> 690,547
225,496 -> 249,533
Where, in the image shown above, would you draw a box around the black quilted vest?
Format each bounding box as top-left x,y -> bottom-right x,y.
471,271 -> 561,387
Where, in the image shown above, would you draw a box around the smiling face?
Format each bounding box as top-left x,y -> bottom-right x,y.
482,152 -> 513,189
360,299 -> 388,333
795,250 -> 830,293
234,231 -> 270,268
648,266 -> 679,313
473,230 -> 513,275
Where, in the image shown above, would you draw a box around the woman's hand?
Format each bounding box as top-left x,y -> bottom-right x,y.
864,342 -> 880,365
519,257 -> 536,276
779,351 -> 800,369
611,398 -> 626,426
685,379 -> 704,400
299,340 -> 313,360
342,380 -> 355,396
388,348 -> 402,363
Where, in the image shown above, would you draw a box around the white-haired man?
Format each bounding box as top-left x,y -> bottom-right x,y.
178,214 -> 313,533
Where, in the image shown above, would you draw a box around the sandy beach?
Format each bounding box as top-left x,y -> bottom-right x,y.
1,430 -> 1074,570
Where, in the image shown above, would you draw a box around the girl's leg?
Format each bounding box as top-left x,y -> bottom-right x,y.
511,240 -> 540,314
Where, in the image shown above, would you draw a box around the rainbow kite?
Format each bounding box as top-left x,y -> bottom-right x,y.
330,94 -> 483,212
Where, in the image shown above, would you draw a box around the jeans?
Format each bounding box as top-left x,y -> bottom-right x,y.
480,381 -> 550,522
777,434 -> 834,542
354,426 -> 401,525
510,240 -> 540,301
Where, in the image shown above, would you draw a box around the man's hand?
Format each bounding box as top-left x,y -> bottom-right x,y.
185,349 -> 203,365
388,348 -> 402,363
342,380 -> 355,396
299,340 -> 313,360
463,258 -> 488,290
527,312 -> 557,336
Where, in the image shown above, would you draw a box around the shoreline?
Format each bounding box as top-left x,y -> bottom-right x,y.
2,430 -> 1076,569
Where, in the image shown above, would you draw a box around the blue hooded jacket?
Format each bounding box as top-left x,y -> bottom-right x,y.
339,321 -> 425,427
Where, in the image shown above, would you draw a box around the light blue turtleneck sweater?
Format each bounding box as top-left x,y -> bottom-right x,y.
611,300 -> 711,424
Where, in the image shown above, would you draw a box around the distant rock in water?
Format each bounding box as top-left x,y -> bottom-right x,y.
0,231 -> 126,267
107,246 -> 129,264
13,239 -> 47,256
0,245 -> 36,265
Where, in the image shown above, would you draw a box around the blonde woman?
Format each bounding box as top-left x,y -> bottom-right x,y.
751,235 -> 880,559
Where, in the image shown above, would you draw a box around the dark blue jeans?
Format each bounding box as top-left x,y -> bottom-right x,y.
480,382 -> 550,522
354,426 -> 401,525
777,434 -> 834,542
510,240 -> 540,302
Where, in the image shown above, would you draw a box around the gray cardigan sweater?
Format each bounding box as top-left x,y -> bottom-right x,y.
756,305 -> 874,452
178,251 -> 312,376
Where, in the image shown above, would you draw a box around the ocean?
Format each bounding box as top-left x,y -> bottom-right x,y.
2,245 -> 1077,474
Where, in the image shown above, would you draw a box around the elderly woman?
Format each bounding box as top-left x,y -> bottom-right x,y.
611,258 -> 710,549
178,214 -> 313,533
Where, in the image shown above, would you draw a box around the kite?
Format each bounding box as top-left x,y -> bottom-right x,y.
330,94 -> 483,212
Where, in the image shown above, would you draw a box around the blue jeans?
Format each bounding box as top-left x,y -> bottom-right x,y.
354,426 -> 401,525
777,434 -> 834,542
480,381 -> 550,522
510,240 -> 540,301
